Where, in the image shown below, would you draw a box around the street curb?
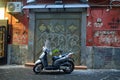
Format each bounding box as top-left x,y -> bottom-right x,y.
25,63 -> 87,70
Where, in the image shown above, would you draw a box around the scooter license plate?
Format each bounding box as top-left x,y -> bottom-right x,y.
60,66 -> 67,69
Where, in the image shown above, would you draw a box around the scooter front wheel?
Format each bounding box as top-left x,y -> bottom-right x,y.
33,63 -> 43,74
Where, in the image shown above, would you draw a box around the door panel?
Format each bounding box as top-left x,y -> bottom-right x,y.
0,20 -> 8,65
0,28 -> 5,57
35,13 -> 81,65
0,26 -> 7,64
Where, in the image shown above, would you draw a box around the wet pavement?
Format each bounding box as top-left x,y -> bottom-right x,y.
0,65 -> 120,80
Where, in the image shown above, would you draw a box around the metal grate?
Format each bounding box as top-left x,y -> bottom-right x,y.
0,26 -> 6,58
110,0 -> 120,5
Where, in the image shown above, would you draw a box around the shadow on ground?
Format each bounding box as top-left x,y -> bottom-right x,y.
34,70 -> 69,75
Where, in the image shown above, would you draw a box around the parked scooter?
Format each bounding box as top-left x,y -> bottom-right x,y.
33,40 -> 74,74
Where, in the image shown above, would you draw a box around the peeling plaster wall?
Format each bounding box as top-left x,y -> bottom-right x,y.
86,7 -> 120,69
86,8 -> 120,47
5,0 -> 29,65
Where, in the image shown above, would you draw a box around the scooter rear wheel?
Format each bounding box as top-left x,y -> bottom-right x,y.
33,63 -> 43,74
63,62 -> 74,74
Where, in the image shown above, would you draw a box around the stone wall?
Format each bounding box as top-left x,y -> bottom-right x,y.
85,47 -> 120,69
8,44 -> 28,64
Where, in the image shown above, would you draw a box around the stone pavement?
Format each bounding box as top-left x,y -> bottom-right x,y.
0,65 -> 120,80
0,65 -> 24,69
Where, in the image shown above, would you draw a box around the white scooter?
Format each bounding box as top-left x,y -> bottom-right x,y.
33,40 -> 74,74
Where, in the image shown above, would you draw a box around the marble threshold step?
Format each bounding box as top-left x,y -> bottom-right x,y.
25,63 -> 87,70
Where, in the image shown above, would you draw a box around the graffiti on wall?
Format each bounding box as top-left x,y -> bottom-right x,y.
94,30 -> 120,46
13,25 -> 28,45
108,17 -> 120,28
86,8 -> 120,47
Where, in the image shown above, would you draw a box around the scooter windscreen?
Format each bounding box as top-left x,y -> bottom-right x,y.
43,39 -> 52,55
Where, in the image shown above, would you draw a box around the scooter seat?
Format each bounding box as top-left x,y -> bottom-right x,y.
52,56 -> 60,61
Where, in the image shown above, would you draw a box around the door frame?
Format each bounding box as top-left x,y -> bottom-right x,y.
27,8 -> 87,65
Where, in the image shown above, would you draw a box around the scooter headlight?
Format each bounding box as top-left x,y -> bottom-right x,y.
43,46 -> 47,51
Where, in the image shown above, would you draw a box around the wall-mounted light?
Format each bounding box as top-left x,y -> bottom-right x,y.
55,0 -> 63,4
110,0 -> 120,5
27,0 -> 35,3
109,0 -> 120,9
80,0 -> 88,3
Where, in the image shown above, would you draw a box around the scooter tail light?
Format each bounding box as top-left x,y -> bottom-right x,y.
68,53 -> 73,58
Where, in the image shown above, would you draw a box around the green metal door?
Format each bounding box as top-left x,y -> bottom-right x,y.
35,13 -> 81,65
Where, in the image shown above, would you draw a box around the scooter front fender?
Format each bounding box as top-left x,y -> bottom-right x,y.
35,59 -> 42,65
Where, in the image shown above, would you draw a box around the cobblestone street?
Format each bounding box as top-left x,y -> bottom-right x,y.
0,65 -> 120,80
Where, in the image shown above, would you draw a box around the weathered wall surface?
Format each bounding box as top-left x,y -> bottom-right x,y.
87,8 -> 120,47
86,7 -> 120,69
8,45 -> 28,64
4,0 -> 29,64
86,47 -> 120,69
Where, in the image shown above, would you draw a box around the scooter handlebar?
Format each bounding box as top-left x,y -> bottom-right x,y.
43,46 -> 51,53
